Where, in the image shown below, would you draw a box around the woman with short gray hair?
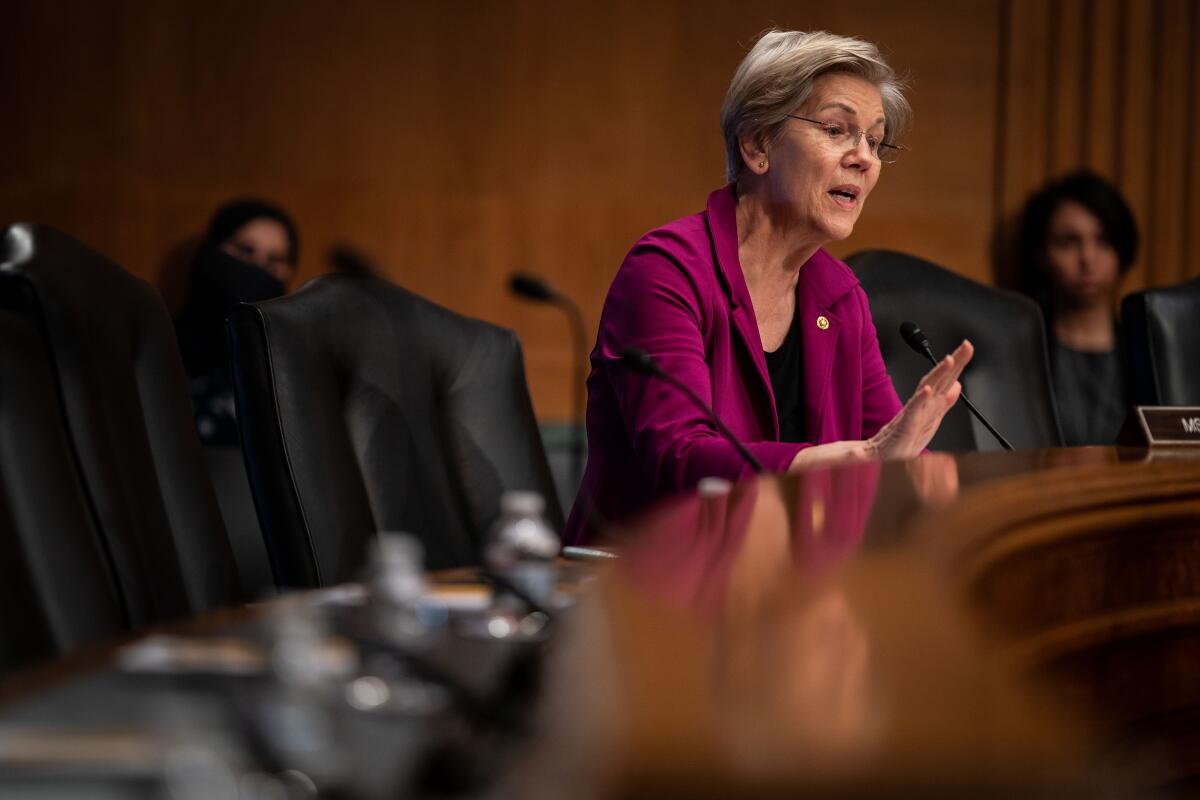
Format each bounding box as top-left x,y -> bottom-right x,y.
563,29 -> 971,545
721,29 -> 912,183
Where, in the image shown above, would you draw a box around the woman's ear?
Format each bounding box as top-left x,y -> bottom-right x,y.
739,131 -> 769,175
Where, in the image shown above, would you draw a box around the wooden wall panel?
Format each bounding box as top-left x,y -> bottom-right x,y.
1082,0 -> 1119,172
995,0 -> 1053,288
0,0 -> 1192,419
997,0 -> 1199,298
1189,5 -> 1200,277
1048,0 -> 1087,176
1149,0 -> 1193,289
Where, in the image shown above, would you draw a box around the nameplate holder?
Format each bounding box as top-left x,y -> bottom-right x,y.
1118,406 -> 1200,447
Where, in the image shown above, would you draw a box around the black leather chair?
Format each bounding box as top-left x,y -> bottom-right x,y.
1121,277 -> 1200,405
0,224 -> 241,627
228,273 -> 562,588
203,445 -> 276,598
0,296 -> 126,671
847,250 -> 1063,451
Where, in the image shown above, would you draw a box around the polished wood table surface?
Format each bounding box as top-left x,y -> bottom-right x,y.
508,446 -> 1200,798
3,446 -> 1200,798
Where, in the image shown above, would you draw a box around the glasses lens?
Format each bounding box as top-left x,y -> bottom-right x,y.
878,143 -> 901,164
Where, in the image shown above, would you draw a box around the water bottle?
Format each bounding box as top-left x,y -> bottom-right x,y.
486,491 -> 560,607
366,532 -> 428,642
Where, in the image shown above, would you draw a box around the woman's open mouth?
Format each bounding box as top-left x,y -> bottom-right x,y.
828,185 -> 860,210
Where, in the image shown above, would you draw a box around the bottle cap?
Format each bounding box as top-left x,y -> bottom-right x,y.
500,491 -> 545,516
372,533 -> 425,578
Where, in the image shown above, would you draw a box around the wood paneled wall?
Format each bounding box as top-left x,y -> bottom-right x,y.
0,0 -> 1195,418
995,0 -> 1200,293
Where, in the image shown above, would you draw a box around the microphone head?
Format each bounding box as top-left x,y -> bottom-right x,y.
619,346 -> 662,376
899,320 -> 931,354
509,272 -> 559,302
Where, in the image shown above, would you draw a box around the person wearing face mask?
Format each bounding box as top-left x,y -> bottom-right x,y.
175,199 -> 299,444
1017,171 -> 1139,446
563,30 -> 973,545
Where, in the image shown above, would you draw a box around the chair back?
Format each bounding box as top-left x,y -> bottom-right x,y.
847,250 -> 1063,451
0,224 -> 241,626
229,273 -> 562,588
1121,277 -> 1200,405
0,292 -> 126,671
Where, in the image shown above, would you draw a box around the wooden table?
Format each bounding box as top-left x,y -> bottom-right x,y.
506,447 -> 1200,798
3,447 -> 1200,798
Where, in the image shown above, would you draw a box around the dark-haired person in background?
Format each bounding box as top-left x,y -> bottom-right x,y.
1018,171 -> 1139,445
175,199 -> 299,444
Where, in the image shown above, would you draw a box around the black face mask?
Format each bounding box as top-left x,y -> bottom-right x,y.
191,247 -> 286,308
176,249 -> 288,374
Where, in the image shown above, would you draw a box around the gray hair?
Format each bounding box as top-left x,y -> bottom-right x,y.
720,30 -> 911,183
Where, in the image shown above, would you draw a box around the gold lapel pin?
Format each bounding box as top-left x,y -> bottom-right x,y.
816,315 -> 830,330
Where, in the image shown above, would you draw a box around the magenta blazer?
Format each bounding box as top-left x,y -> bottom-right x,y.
563,185 -> 902,545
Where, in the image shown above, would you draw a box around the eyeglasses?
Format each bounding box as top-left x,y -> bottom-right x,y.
785,115 -> 906,164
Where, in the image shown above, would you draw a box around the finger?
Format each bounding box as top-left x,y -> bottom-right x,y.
943,340 -> 973,385
902,382 -> 934,413
919,340 -> 973,396
914,380 -> 962,441
932,340 -> 973,395
947,380 -> 962,406
927,354 -> 959,396
936,338 -> 974,388
916,354 -> 953,392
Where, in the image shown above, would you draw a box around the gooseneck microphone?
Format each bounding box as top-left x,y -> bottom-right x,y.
509,272 -> 588,488
899,321 -> 1014,451
620,347 -> 765,473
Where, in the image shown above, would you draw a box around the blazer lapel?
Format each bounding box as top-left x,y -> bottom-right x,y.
706,186 -> 780,440
798,279 -> 839,441
795,249 -> 860,443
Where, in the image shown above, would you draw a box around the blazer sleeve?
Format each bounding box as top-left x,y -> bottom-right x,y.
596,240 -> 807,491
855,284 -> 903,438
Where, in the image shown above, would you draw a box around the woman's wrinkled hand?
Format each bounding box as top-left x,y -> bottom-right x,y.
868,339 -> 973,460
786,340 -> 973,473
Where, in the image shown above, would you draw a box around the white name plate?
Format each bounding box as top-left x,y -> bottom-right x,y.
1120,406 -> 1200,447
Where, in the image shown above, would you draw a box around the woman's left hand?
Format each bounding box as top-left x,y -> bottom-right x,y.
866,339 -> 974,460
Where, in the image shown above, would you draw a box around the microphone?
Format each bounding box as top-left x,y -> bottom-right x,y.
619,347 -> 765,472
509,273 -> 559,302
898,321 -> 1014,451
509,272 -> 588,490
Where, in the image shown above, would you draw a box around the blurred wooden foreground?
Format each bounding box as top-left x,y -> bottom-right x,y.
509,448 -> 1200,797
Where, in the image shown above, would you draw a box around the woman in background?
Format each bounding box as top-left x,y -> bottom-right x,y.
1018,171 -> 1138,445
564,30 -> 972,544
175,199 -> 299,444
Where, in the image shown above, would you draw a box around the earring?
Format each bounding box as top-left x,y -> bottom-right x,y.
759,160 -> 767,169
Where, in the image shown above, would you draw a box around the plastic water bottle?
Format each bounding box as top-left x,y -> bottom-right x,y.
366,532 -> 428,642
486,491 -> 560,607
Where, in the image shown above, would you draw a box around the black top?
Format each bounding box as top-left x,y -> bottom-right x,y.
765,311 -> 806,443
1050,338 -> 1127,446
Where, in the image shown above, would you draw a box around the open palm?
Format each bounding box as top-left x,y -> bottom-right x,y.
869,340 -> 974,459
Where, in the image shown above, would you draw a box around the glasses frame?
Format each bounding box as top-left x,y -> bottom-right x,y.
784,114 -> 907,164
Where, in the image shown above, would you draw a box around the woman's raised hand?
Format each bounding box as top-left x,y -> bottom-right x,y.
786,340 -> 973,472
866,339 -> 974,460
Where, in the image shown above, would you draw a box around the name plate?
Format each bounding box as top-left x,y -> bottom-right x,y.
1120,406 -> 1200,447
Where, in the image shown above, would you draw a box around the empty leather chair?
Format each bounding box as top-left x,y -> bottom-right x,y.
846,250 -> 1063,451
228,273 -> 562,587
0,297 -> 126,671
1121,277 -> 1200,405
0,224 -> 241,627
202,445 -> 276,598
